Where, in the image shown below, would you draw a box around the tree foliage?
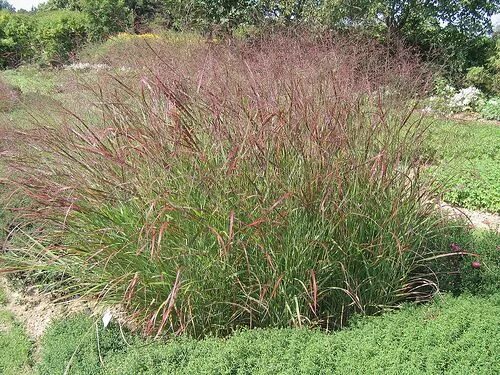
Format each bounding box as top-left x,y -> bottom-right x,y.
79,0 -> 132,40
0,10 -> 88,67
1,0 -> 500,74
0,11 -> 35,67
309,0 -> 500,79
0,0 -> 14,12
35,10 -> 88,64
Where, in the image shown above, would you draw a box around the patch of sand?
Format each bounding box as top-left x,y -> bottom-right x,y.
0,277 -> 89,340
439,202 -> 500,233
0,276 -> 135,345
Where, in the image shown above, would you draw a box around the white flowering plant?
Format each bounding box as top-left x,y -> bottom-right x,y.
64,62 -> 110,71
424,76 -> 486,115
423,77 -> 457,114
448,86 -> 484,112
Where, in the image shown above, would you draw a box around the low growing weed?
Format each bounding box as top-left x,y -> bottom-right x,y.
36,294 -> 500,374
0,307 -> 32,375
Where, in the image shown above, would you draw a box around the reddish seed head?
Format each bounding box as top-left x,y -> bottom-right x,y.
450,243 -> 461,252
471,261 -> 481,269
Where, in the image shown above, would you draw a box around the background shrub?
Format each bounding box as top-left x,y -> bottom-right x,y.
33,10 -> 88,65
79,0 -> 132,41
0,11 -> 35,67
466,66 -> 491,92
0,10 -> 88,66
480,97 -> 500,121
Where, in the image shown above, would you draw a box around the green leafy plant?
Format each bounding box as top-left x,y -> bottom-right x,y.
0,9 -> 88,66
79,0 -> 132,41
0,11 -> 35,67
37,293 -> 500,374
466,66 -> 491,92
34,10 -> 88,65
0,310 -> 32,375
479,97 -> 500,121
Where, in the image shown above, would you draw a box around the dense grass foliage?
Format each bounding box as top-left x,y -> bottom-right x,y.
0,34 -> 460,337
424,118 -> 500,212
36,294 -> 500,374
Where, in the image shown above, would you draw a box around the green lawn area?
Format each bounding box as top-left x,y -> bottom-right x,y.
424,117 -> 500,213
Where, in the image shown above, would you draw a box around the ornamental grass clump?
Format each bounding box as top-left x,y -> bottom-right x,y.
1,33 -> 450,337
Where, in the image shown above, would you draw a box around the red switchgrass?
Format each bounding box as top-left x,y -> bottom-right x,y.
1,32 -> 455,338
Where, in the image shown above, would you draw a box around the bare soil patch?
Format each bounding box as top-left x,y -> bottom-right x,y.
0,277 -> 89,340
439,202 -> 500,232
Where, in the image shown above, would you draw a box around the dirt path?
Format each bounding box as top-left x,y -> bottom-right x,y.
0,275 -> 134,349
439,202 -> 500,232
447,113 -> 500,127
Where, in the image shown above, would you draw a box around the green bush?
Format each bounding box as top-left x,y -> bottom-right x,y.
465,38 -> 500,96
79,0 -> 132,41
466,66 -> 491,93
37,294 -> 500,374
479,97 -> 500,121
0,11 -> 35,67
34,10 -> 88,65
0,10 -> 88,66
